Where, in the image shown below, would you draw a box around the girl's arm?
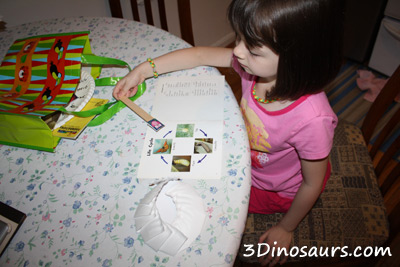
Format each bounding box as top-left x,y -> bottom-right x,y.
113,47 -> 233,99
258,157 -> 328,266
278,157 -> 328,231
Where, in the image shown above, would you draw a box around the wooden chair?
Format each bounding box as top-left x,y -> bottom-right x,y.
108,0 -> 194,46
236,65 -> 400,266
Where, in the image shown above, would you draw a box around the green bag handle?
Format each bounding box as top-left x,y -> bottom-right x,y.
81,54 -> 131,86
81,54 -> 131,70
59,54 -> 146,127
59,82 -> 146,127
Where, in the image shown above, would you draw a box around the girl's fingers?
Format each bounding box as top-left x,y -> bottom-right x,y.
113,79 -> 136,100
280,255 -> 288,265
128,86 -> 138,98
258,230 -> 269,243
113,79 -> 125,99
270,254 -> 281,266
113,69 -> 145,99
260,256 -> 270,266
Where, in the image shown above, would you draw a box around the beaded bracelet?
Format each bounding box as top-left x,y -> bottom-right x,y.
147,58 -> 159,78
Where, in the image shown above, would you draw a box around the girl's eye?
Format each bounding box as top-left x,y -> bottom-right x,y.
249,51 -> 259,57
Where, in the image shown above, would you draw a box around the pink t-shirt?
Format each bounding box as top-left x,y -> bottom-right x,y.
233,57 -> 337,198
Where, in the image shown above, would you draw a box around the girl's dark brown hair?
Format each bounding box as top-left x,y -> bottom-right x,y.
228,0 -> 345,100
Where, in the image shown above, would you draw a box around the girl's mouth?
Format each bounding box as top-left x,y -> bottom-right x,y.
239,61 -> 248,70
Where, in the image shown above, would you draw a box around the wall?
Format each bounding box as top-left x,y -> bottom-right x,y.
189,0 -> 234,46
0,0 -> 234,47
0,0 -> 112,26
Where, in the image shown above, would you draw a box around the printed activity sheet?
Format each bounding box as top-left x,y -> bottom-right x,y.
138,76 -> 225,179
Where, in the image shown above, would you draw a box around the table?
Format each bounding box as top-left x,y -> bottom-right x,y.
0,17 -> 251,266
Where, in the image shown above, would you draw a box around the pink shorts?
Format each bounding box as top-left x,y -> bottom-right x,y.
248,161 -> 331,214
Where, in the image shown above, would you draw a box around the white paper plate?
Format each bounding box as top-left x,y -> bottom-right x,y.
54,70 -> 95,129
134,180 -> 206,255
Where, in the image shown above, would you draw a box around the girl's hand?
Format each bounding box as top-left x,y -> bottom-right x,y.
258,225 -> 293,266
113,69 -> 146,100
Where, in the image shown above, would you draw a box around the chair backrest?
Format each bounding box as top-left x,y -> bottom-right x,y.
361,64 -> 400,241
361,65 -> 400,185
108,0 -> 194,46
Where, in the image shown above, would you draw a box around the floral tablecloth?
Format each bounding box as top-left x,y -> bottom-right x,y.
0,17 -> 251,267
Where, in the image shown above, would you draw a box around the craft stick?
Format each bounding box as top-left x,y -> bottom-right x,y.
120,96 -> 165,132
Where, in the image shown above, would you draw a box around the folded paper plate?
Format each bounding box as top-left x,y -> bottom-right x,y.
54,70 -> 95,129
134,180 -> 206,256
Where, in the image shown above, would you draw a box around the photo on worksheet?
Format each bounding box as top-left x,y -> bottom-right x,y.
171,156 -> 191,172
175,124 -> 195,138
194,138 -> 213,154
153,139 -> 172,154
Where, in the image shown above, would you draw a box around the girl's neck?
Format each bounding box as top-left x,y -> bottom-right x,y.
257,76 -> 276,92
254,77 -> 295,112
255,76 -> 276,100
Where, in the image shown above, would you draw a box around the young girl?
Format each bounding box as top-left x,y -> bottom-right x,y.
114,0 -> 344,265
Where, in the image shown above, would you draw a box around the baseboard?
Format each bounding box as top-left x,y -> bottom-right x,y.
210,31 -> 236,47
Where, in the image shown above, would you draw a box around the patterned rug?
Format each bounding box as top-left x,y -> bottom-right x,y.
325,61 -> 400,160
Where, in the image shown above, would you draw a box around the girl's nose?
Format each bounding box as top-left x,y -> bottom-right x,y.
233,40 -> 246,59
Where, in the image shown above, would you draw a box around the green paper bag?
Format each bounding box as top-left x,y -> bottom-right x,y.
0,31 -> 137,152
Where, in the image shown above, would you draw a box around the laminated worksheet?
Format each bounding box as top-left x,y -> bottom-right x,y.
138,76 -> 225,179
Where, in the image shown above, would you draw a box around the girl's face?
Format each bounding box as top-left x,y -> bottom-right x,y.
233,40 -> 279,83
